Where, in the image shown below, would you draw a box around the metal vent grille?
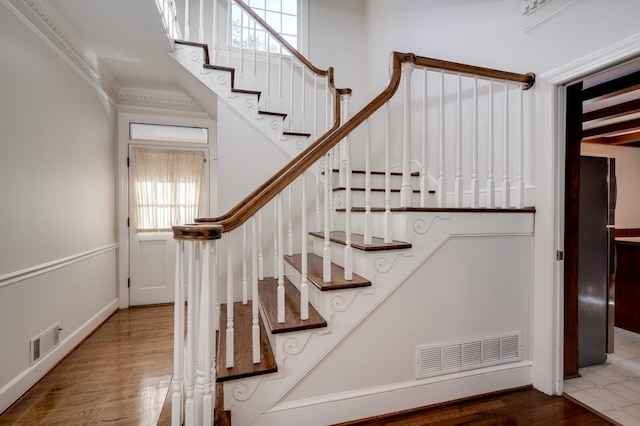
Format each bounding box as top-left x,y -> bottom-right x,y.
30,323 -> 61,365
416,332 -> 521,379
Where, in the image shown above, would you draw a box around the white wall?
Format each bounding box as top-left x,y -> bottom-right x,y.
0,8 -> 117,412
308,0 -> 368,112
581,143 -> 640,229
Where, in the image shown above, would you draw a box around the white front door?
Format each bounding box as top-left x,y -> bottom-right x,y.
128,145 -> 208,306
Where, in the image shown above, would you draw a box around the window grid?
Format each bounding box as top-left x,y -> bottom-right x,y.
231,0 -> 298,53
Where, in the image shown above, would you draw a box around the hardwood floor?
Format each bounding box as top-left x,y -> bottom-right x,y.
0,304 -> 615,426
0,305 -> 174,425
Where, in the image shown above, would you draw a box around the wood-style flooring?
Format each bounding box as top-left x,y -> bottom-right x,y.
0,305 -> 174,425
0,304 -> 615,425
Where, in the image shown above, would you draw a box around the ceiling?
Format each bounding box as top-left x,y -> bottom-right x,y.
582,58 -> 640,148
48,0 -> 182,92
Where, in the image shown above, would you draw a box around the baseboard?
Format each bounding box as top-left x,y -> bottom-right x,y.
0,298 -> 119,413
259,362 -> 532,426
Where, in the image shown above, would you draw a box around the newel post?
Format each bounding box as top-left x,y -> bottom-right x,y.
172,223 -> 223,426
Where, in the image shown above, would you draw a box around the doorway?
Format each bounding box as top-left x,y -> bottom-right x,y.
564,60 -> 640,377
117,112 -> 216,308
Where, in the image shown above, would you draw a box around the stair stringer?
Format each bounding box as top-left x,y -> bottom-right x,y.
222,211 -> 534,425
169,43 -> 314,165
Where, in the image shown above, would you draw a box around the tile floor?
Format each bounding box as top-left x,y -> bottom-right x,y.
565,328 -> 640,425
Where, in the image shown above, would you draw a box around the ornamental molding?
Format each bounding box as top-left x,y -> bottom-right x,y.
118,87 -> 197,107
3,0 -> 119,101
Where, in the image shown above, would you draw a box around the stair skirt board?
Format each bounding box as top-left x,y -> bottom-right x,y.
240,363 -> 532,426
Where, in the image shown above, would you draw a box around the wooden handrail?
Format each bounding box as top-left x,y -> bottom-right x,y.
189,52 -> 536,235
232,0 -> 327,76
414,56 -> 535,89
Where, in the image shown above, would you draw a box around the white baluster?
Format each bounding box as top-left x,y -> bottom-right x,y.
315,75 -> 321,231
517,86 -> 525,208
198,0 -> 204,43
201,240 -> 213,425
342,92 -> 353,281
288,185 -> 293,256
239,9 -> 244,79
384,102 -> 392,243
329,146 -> 335,232
252,17 -> 257,77
194,242 -> 204,426
258,210 -> 264,280
172,241 -> 184,426
184,0 -> 190,40
364,118 -> 373,245
301,173 -> 309,320
325,75 -> 330,132
323,151 -> 332,282
242,223 -> 247,304
437,70 -> 446,208
265,34 -> 271,110
212,0 -> 218,63
454,74 -> 463,207
502,83 -> 510,208
301,65 -> 306,133
487,80 -> 495,208
421,69 -> 428,208
184,241 -> 196,425
278,45 -> 283,111
226,0 -> 231,67
277,194 -> 285,323
273,201 -> 278,279
289,57 -> 294,131
225,235 -> 234,368
471,77 -> 479,208
251,216 -> 260,363
401,64 -> 414,208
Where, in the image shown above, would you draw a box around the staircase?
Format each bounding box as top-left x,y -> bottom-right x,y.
159,1 -> 537,425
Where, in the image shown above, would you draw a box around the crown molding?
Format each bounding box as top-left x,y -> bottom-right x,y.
118,86 -> 198,109
2,0 -> 120,102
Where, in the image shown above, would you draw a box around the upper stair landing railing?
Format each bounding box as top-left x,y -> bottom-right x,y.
156,0 -> 182,41
164,0 -> 334,137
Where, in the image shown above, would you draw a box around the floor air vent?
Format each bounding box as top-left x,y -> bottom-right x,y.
30,322 -> 61,365
416,332 -> 520,379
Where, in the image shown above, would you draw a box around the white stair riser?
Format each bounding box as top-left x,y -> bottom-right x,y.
332,190 -> 435,209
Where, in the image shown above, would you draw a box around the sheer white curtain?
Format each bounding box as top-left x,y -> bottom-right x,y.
132,147 -> 206,232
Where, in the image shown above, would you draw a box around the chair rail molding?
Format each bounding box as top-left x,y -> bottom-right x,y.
1,0 -> 119,103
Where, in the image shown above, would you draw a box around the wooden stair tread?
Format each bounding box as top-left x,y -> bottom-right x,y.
283,131 -> 311,137
231,88 -> 261,99
258,110 -> 287,119
285,253 -> 372,290
203,63 -> 234,73
259,276 -> 327,333
217,301 -> 277,382
325,169 -> 419,176
308,231 -> 411,251
339,206 -> 537,213
175,39 -> 210,64
333,186 -> 421,193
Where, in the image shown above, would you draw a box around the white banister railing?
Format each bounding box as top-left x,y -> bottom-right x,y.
167,48 -> 534,425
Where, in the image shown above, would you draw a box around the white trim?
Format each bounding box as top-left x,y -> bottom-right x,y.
0,244 -> 118,289
262,363 -> 531,425
118,87 -> 198,108
117,110 -> 217,308
533,34 -> 640,396
1,0 -> 119,104
0,298 -> 119,413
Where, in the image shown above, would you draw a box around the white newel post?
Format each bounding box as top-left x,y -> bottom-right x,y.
172,241 -> 185,426
401,63 -> 414,208
172,223 -> 222,426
